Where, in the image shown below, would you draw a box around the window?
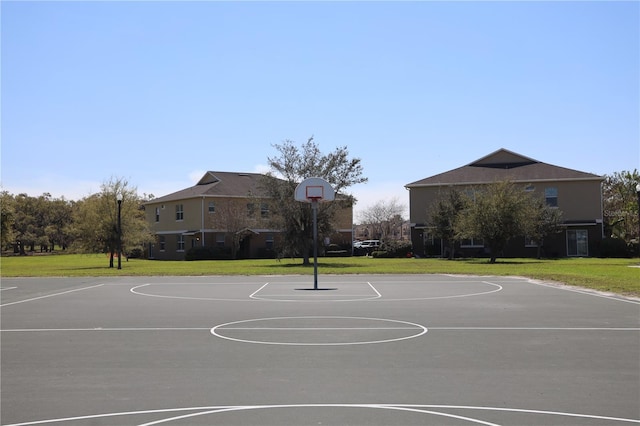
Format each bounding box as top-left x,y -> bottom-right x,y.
261,203 -> 269,218
265,234 -> 274,249
460,238 -> 484,247
176,235 -> 185,251
155,207 -> 160,222
216,233 -> 225,247
525,184 -> 535,192
176,204 -> 184,221
545,187 -> 558,207
208,202 -> 215,213
247,203 -> 255,217
524,236 -> 538,247
159,236 -> 166,251
567,229 -> 588,256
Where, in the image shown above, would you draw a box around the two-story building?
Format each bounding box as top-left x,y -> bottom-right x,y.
144,171 -> 353,260
405,149 -> 604,258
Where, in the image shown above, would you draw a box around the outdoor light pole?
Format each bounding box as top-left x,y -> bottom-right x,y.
636,183 -> 640,258
117,193 -> 123,270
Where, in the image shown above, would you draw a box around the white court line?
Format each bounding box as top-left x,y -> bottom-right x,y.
257,294 -> 375,297
250,281 -> 381,301
137,404 -> 501,426
525,278 -> 640,305
368,281 -> 382,298
211,316 -> 428,346
0,286 -> 18,291
0,284 -> 104,307
249,282 -> 270,299
4,404 -> 639,426
428,327 -> 640,331
0,327 -> 209,332
218,327 -> 421,330
3,326 -> 637,333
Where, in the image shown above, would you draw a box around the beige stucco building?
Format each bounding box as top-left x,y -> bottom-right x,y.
405,149 -> 604,258
144,171 -> 353,260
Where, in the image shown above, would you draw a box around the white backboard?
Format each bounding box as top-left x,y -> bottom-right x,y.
294,177 -> 335,203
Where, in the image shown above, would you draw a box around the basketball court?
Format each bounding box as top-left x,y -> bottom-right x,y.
1,274 -> 639,425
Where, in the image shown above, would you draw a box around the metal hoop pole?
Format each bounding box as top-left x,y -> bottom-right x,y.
312,199 -> 318,290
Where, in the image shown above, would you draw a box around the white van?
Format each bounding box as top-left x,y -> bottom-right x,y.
358,240 -> 380,249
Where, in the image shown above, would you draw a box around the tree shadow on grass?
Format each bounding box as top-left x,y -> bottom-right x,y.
261,262 -> 365,269
447,258 -> 549,265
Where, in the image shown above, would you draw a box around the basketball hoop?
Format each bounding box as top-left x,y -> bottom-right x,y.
294,177 -> 335,290
295,177 -> 335,203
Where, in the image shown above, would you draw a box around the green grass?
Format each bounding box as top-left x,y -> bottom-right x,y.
1,254 -> 639,297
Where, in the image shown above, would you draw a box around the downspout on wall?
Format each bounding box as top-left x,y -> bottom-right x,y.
201,196 -> 206,247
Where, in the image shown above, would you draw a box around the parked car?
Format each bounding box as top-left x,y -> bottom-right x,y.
359,240 -> 380,249
353,240 -> 381,256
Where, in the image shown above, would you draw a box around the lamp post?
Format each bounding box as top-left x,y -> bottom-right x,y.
117,193 -> 123,270
636,183 -> 640,258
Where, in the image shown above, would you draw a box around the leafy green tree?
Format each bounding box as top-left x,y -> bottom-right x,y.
428,188 -> 467,259
525,196 -> 563,259
261,137 -> 367,265
10,193 -> 53,254
455,180 -> 533,263
1,191 -> 16,250
72,177 -> 153,267
602,170 -> 640,245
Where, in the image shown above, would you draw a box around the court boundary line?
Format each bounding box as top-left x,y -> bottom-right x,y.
2,326 -> 638,333
523,278 -> 640,305
0,284 -> 104,307
4,403 -> 639,426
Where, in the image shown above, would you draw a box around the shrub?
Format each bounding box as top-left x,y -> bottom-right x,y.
185,246 -> 233,260
324,243 -> 349,257
379,241 -> 413,258
127,248 -> 143,259
598,237 -> 632,258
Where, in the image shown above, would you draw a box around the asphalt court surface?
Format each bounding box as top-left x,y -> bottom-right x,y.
1,274 -> 639,425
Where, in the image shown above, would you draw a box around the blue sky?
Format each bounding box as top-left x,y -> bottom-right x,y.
2,1 -> 638,217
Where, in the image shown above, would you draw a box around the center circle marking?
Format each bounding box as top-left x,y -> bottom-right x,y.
210,316 -> 428,346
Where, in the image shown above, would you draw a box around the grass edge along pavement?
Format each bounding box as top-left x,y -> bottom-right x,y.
1,254 -> 639,298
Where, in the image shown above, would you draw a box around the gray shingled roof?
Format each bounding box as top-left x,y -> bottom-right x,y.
146,171 -> 271,204
405,149 -> 602,188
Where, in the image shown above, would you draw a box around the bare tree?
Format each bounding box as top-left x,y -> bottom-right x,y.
208,198 -> 262,259
357,197 -> 406,244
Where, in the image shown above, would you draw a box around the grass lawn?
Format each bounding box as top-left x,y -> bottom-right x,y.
2,254 -> 639,297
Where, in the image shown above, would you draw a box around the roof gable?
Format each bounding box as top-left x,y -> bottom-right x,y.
197,172 -> 220,185
146,171 -> 270,204
406,148 -> 602,188
468,148 -> 538,169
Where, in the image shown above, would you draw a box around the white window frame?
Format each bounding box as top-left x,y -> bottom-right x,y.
545,187 -> 558,208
